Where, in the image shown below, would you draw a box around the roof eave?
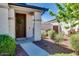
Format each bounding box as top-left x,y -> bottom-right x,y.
9,3 -> 49,11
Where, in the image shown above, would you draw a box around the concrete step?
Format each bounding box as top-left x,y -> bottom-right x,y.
20,42 -> 49,56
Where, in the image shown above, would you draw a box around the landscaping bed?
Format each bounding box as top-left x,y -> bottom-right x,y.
16,45 -> 28,56
34,39 -> 75,56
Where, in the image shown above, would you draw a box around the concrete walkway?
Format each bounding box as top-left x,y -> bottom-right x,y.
20,42 -> 49,56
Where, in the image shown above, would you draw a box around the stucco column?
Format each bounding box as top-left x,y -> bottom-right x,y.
0,3 -> 9,35
8,8 -> 15,38
26,13 -> 34,38
34,12 -> 41,41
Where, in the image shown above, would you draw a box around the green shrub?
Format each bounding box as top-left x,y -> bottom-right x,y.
41,30 -> 48,39
54,33 -> 64,44
48,30 -> 56,39
46,29 -> 51,32
69,33 -> 79,55
0,35 -> 16,56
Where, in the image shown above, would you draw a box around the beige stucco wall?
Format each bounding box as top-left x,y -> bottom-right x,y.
0,4 -> 9,35
26,13 -> 33,38
8,8 -> 15,38
34,12 -> 41,41
26,12 -> 41,41
41,22 -> 52,30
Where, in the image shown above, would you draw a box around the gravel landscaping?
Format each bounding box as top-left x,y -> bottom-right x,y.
16,45 -> 28,56
34,39 -> 74,55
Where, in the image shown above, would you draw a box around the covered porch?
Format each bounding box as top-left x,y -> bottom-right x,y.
0,3 -> 49,56
9,4 -> 49,56
8,3 -> 42,41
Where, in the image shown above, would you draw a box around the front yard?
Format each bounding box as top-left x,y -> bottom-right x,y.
34,38 -> 75,56
0,34 -> 79,56
16,36 -> 75,56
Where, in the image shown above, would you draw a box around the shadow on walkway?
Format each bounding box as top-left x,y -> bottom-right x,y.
34,39 -> 74,54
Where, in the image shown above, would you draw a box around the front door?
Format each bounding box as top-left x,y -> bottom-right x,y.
53,25 -> 58,33
15,13 -> 26,38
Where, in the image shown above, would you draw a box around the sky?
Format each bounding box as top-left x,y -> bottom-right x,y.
27,3 -> 58,22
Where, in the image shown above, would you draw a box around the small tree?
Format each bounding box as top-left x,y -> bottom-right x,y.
49,3 -> 79,32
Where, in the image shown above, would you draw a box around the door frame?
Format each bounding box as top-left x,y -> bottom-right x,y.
15,13 -> 26,38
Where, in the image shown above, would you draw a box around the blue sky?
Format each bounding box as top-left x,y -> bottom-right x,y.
27,3 -> 58,22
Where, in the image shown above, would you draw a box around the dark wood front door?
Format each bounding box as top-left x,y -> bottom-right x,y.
53,25 -> 58,33
15,13 -> 26,38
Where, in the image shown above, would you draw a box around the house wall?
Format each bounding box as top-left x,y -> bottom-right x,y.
41,22 -> 52,30
51,22 -> 69,35
0,4 -> 9,35
8,5 -> 34,39
42,22 -> 61,33
26,13 -> 33,38
34,12 -> 41,41
0,4 -> 42,41
8,8 -> 15,38
51,22 -> 76,35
